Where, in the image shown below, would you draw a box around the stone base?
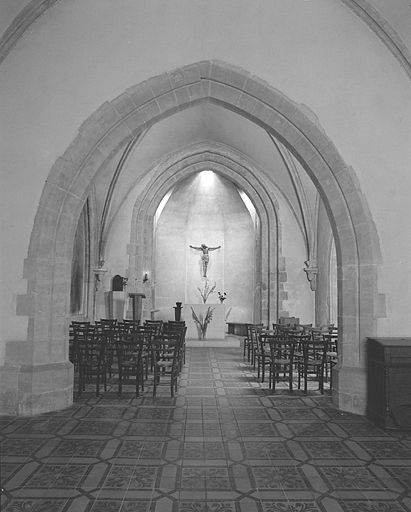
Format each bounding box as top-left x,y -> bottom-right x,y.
332,365 -> 367,416
186,335 -> 241,348
0,361 -> 74,416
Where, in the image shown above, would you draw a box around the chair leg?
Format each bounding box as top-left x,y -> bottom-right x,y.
118,368 -> 122,398
153,368 -> 158,397
78,368 -> 83,398
304,367 -> 308,395
136,368 -> 140,397
288,363 -> 293,393
96,368 -> 100,398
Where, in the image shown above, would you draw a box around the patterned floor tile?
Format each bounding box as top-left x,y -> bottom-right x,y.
1,345 -> 410,512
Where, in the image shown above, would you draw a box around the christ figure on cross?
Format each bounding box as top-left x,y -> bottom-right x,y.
189,243 -> 221,277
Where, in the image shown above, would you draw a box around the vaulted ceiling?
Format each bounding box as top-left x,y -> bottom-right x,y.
0,0 -> 409,267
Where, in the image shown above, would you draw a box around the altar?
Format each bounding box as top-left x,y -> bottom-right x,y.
183,303 -> 226,341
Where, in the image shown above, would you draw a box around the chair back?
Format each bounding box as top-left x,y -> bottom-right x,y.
264,335 -> 295,361
151,334 -> 180,367
323,331 -> 338,353
165,320 -> 186,330
71,320 -> 91,328
116,332 -> 144,365
302,337 -> 327,366
99,318 -> 118,326
144,319 -> 163,336
77,329 -> 106,366
95,319 -> 118,334
122,319 -> 141,331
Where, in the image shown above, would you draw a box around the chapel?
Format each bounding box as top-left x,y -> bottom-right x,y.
0,0 -> 410,417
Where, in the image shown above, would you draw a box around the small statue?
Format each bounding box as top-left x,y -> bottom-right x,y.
190,243 -> 221,277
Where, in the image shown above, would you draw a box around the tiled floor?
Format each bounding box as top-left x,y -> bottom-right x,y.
1,344 -> 411,512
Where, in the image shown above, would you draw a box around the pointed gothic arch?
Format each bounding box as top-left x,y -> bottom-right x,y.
15,60 -> 381,415
123,142 -> 284,325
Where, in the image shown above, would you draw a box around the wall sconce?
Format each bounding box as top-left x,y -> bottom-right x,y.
143,272 -> 149,284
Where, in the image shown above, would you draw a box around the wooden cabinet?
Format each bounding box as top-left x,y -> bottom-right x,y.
367,337 -> 411,429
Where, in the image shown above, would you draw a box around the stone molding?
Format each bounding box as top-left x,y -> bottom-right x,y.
0,0 -> 62,62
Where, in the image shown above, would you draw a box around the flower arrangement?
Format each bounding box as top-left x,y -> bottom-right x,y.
191,306 -> 215,340
197,279 -> 216,304
218,292 -> 227,303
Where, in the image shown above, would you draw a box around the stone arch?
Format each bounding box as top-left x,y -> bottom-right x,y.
124,142 -> 286,325
17,60 -> 381,415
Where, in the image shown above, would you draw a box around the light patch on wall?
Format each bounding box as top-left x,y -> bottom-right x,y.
200,170 -> 215,188
239,190 -> 257,222
155,187 -> 173,227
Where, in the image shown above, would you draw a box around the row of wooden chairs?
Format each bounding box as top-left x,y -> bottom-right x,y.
69,318 -> 187,399
244,323 -> 338,394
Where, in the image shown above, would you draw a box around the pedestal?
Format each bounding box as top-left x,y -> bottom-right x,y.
129,293 -> 146,322
108,291 -> 125,322
174,303 -> 183,321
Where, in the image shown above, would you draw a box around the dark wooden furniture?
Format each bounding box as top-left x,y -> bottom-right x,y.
367,337 -> 411,429
227,322 -> 248,336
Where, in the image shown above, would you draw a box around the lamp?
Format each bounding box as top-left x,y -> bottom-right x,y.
143,272 -> 148,284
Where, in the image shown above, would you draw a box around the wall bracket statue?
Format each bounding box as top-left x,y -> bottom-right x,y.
304,260 -> 318,291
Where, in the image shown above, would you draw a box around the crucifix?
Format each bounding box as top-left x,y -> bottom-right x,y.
189,243 -> 221,277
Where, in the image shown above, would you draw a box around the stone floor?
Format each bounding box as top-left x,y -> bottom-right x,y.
1,345 -> 411,511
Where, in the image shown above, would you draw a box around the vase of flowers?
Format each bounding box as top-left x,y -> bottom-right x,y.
218,292 -> 227,304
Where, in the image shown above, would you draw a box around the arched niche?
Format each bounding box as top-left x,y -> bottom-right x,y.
121,143 -> 283,328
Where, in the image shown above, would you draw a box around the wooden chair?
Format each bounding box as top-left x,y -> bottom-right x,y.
151,334 -> 181,397
323,331 -> 338,388
70,322 -> 93,371
288,331 -> 311,373
77,329 -> 108,398
96,323 -> 121,378
243,324 -> 252,360
267,336 -> 296,394
164,323 -> 187,371
249,324 -> 265,368
115,332 -> 145,398
297,337 -> 328,394
256,331 -> 276,384
133,326 -> 153,378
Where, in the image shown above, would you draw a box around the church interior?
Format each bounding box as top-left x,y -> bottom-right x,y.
0,1 -> 410,510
